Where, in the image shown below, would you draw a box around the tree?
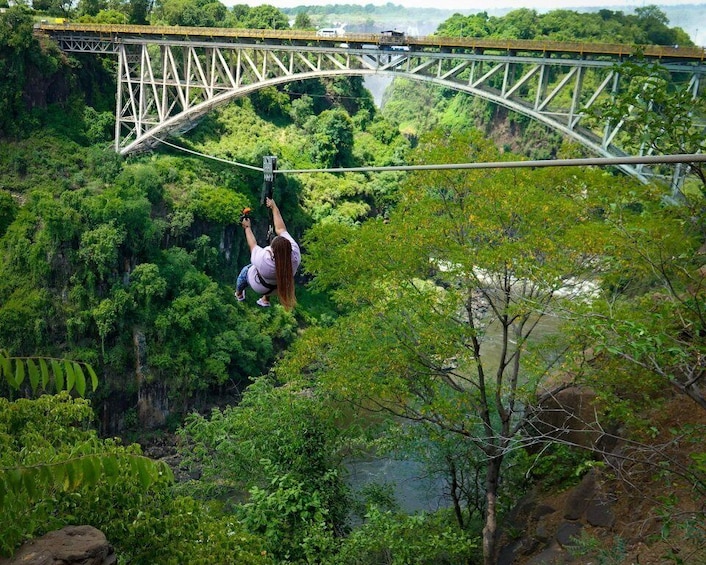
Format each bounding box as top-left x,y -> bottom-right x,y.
128,0 -> 152,24
0,7 -> 64,136
229,2 -> 249,24
561,186 -> 706,415
307,109 -> 355,168
151,0 -> 228,27
289,94 -> 314,127
293,11 -> 312,30
580,57 -> 706,419
89,8 -> 129,24
633,5 -> 686,45
0,357 -> 173,557
436,13 -> 491,38
180,375 -> 349,562
278,131 -> 626,564
242,4 -> 288,30
588,59 -> 706,225
76,0 -> 105,17
492,8 -> 539,40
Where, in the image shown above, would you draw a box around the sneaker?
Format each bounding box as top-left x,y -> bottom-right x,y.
235,290 -> 246,302
256,297 -> 270,307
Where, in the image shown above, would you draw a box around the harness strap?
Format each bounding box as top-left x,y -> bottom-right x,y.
255,270 -> 277,292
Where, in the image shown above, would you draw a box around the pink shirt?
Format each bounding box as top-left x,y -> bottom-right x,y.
246,231 -> 300,294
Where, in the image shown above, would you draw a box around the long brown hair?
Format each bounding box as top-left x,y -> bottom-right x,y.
271,236 -> 296,310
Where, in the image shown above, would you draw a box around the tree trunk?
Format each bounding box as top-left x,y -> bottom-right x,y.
482,455 -> 502,565
448,457 -> 465,529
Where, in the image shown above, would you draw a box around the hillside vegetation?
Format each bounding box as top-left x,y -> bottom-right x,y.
1,3 -> 705,564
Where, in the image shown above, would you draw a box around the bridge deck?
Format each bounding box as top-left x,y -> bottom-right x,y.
36,23 -> 706,62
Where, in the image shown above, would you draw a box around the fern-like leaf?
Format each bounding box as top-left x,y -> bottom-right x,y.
64,361 -> 75,393
14,360 -> 25,388
0,455 -> 173,506
86,364 -> 99,392
51,360 -> 64,391
27,359 -> 40,392
1,352 -> 101,397
39,358 -> 50,389
74,363 -> 86,397
1,353 -> 15,389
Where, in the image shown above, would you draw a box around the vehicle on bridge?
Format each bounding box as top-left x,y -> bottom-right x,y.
316,27 -> 345,38
379,29 -> 406,49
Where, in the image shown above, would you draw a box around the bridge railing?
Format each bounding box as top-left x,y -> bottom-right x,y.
36,23 -> 706,61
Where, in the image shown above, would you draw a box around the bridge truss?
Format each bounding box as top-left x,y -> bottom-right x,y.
42,26 -> 705,185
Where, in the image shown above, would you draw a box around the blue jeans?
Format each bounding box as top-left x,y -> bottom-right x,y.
236,264 -> 251,294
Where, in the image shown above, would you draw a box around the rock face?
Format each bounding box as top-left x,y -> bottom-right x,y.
134,328 -> 168,429
0,526 -> 116,565
498,387 -> 621,564
498,469 -> 616,564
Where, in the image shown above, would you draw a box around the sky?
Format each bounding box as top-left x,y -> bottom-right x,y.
240,0 -> 705,9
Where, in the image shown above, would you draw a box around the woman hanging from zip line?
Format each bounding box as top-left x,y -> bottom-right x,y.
235,197 -> 300,310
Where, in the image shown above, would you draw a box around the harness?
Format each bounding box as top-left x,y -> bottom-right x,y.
255,270 -> 277,292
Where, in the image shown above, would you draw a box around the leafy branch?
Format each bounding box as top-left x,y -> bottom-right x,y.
0,453 -> 172,506
0,350 -> 98,396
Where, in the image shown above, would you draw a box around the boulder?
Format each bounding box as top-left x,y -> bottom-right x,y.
563,469 -> 598,520
0,526 -> 116,565
555,521 -> 583,547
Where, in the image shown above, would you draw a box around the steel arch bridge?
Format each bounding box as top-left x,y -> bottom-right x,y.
38,23 -> 706,183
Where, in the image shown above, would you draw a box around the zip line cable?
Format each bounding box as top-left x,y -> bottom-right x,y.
152,136 -> 706,176
155,137 -> 263,172
276,153 -> 706,174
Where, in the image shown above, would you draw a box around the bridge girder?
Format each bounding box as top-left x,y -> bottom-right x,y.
49,32 -> 705,184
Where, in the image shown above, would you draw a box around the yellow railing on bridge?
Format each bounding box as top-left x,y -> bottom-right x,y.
35,23 -> 706,61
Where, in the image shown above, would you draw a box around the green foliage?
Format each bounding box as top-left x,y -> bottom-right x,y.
382,79 -> 441,136
0,393 -> 173,557
180,376 -> 349,562
107,492 -> 270,564
306,109 -> 355,168
0,7 -> 65,137
83,107 -> 114,144
0,392 -> 270,562
435,5 -> 694,46
86,9 -> 130,24
654,499 -> 706,564
587,59 -> 706,204
293,11 -> 313,30
335,507 -> 478,565
567,532 -> 628,564
0,190 -> 18,238
187,181 -> 248,224
79,221 -> 126,280
152,0 -> 230,27
526,444 -> 599,491
0,117 -> 305,404
0,350 -> 98,396
289,94 -> 314,127
559,187 -> 706,423
240,4 -> 289,30
279,130 -> 643,562
243,463 -> 341,562
251,85 -> 292,120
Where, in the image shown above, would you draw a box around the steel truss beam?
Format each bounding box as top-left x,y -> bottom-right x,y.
50,32 -> 705,185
